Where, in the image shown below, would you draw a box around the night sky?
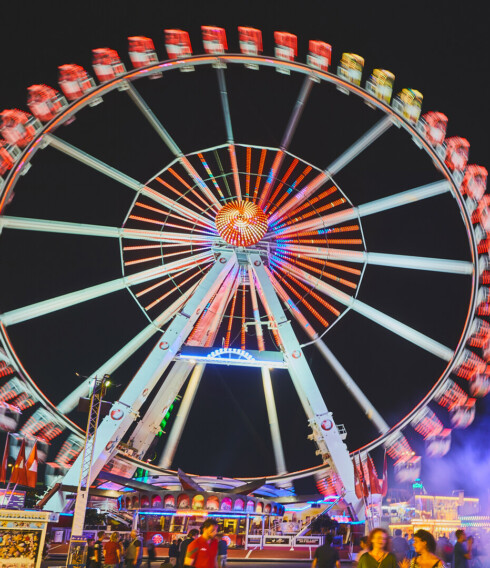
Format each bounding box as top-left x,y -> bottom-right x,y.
0,1 -> 489,497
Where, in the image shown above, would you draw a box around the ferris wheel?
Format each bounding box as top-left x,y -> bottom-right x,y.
0,26 -> 489,515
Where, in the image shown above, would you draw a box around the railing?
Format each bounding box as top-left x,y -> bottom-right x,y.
296,494 -> 344,538
94,499 -> 133,526
246,534 -> 324,548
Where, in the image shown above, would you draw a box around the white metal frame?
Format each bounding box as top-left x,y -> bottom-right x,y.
0,44 -> 481,512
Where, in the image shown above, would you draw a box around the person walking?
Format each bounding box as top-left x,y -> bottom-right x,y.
146,538 -> 156,568
184,519 -> 219,568
216,534 -> 227,568
125,530 -> 143,568
312,533 -> 340,568
178,529 -> 199,568
392,529 -> 410,564
104,533 -> 122,568
357,528 -> 398,568
90,531 -> 105,568
400,529 -> 445,568
169,540 -> 179,566
87,537 -> 96,568
354,537 -> 369,566
453,530 -> 473,568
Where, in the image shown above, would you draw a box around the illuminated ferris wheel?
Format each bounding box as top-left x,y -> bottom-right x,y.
0,26 -> 489,515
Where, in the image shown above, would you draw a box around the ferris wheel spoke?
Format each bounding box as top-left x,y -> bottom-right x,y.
45,134 -> 216,230
279,245 -> 473,275
159,265 -> 240,466
126,84 -> 220,209
216,68 -> 241,201
269,270 -> 389,435
126,83 -> 183,155
0,250 -> 214,326
0,215 -> 215,245
269,116 -> 393,224
259,76 -> 315,209
327,115 -> 393,176
159,362 -> 205,469
56,283 -> 199,415
275,179 -> 451,237
274,258 -> 454,361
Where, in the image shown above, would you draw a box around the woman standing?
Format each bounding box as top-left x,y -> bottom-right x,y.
104,532 -> 122,568
358,529 -> 398,568
400,530 -> 446,568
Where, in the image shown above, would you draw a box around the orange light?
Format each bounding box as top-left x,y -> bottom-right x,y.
215,200 -> 268,246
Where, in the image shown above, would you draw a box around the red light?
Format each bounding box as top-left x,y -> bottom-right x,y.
215,201 -> 268,246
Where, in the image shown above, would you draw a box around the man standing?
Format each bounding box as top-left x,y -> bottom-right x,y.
217,533 -> 227,568
391,529 -> 410,563
453,530 -> 472,568
169,539 -> 180,566
125,530 -> 143,568
312,533 -> 340,568
178,529 -> 199,568
146,537 -> 156,568
90,531 -> 105,568
184,519 -> 219,568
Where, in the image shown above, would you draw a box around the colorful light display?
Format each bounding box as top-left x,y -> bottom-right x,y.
215,200 -> 268,246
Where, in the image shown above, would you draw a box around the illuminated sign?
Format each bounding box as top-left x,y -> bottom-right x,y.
0,489 -> 25,508
412,478 -> 424,489
208,348 -> 255,361
179,346 -> 287,368
152,534 -> 164,546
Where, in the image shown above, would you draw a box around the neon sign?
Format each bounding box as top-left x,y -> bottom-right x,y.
207,348 -> 256,361
179,346 -> 287,368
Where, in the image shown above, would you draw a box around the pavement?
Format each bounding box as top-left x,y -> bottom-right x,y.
41,559 -> 318,568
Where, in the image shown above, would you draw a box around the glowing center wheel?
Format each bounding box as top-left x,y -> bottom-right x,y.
215,200 -> 268,246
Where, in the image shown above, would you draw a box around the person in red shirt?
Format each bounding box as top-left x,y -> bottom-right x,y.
104,532 -> 122,568
184,519 -> 219,568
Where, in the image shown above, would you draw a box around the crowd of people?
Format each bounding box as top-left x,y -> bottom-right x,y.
82,523 -> 480,568
85,519 -> 228,568
310,527 -> 479,568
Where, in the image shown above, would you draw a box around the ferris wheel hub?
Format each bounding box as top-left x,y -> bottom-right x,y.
215,200 -> 268,247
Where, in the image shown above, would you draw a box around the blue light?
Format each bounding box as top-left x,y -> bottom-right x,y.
284,504 -> 311,512
207,347 -> 255,361
208,513 -> 248,518
138,511 -> 175,516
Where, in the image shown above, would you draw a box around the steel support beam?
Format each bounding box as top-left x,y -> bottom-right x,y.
57,285 -> 199,415
249,253 -> 362,516
129,360 -> 196,458
126,84 -> 220,209
267,267 -> 389,436
0,216 -> 215,245
269,116 -> 392,224
44,252 -> 237,511
277,245 -> 474,275
259,77 -> 315,209
159,363 -> 205,468
279,259 -> 453,361
216,68 -> 241,201
261,367 -> 287,476
130,266 -> 239,468
45,134 -> 216,228
275,180 -> 451,237
1,251 -> 213,326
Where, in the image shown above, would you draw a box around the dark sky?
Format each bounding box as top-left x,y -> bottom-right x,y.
0,1 -> 489,497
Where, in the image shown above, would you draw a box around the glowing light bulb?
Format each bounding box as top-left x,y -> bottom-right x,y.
215,200 -> 268,246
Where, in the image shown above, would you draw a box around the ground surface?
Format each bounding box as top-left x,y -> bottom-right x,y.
43,562 -> 315,567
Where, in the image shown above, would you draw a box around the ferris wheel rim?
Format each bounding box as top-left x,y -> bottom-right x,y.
0,49 -> 482,482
